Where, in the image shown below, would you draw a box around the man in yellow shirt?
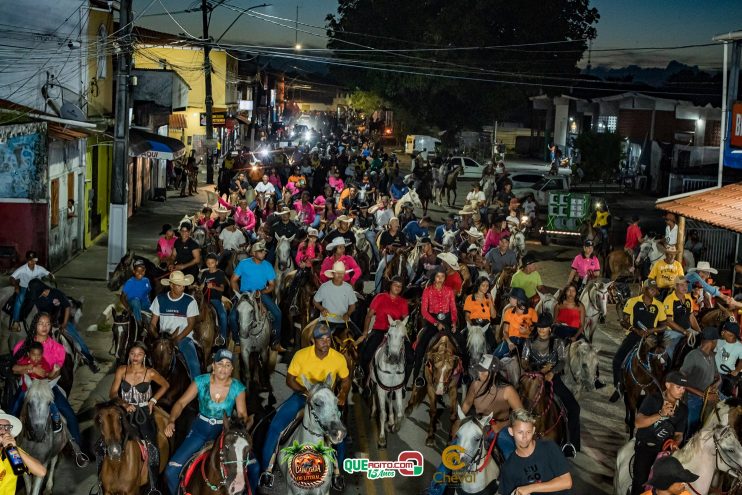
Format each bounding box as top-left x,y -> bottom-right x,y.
260,324 -> 350,489
648,245 -> 684,300
0,409 -> 47,494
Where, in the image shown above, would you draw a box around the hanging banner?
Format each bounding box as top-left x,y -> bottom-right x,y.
200,112 -> 227,127
732,102 -> 742,148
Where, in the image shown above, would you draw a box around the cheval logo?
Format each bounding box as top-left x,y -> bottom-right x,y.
343,450 -> 424,479
281,441 -> 332,489
441,445 -> 466,470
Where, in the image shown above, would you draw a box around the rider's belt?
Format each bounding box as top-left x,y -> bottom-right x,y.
198,414 -> 224,425
436,313 -> 447,321
134,402 -> 149,408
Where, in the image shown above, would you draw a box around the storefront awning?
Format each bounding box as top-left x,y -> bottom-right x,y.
169,113 -> 187,129
129,128 -> 185,160
656,183 -> 742,233
235,114 -> 250,125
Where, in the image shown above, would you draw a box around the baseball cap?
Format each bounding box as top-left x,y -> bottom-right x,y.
25,250 -> 38,261
133,259 -> 146,268
702,326 -> 720,341
673,276 -> 688,286
722,321 -> 740,340
642,279 -> 658,289
214,349 -> 235,363
313,324 -> 331,340
665,370 -> 688,387
647,456 -> 698,490
583,239 -> 594,247
205,252 -> 219,261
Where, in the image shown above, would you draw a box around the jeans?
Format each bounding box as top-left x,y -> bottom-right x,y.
228,295 -> 281,346
553,325 -> 580,340
374,254 -> 394,294
631,443 -> 661,495
127,297 -> 149,323
686,393 -> 704,438
553,375 -> 580,450
493,337 -> 526,359
662,330 -> 684,361
210,298 -> 229,341
310,215 -> 321,229
260,392 -> 346,473
612,332 -> 641,387
12,287 -> 26,322
11,386 -> 81,445
165,417 -> 259,495
65,322 -> 95,364
178,338 -> 202,379
364,229 -> 380,263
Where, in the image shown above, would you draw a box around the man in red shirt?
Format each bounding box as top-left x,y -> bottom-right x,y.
625,215 -> 643,254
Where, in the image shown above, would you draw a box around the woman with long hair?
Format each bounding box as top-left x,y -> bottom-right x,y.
463,277 -> 497,347
554,284 -> 586,341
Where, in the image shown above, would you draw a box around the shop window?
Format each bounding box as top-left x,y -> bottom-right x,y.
596,115 -> 617,133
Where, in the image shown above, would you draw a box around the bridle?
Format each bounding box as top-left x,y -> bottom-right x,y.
627,337 -> 666,391
453,416 -> 495,473
686,426 -> 742,495
238,293 -> 268,338
302,388 -> 342,438
426,345 -> 459,393
520,372 -> 565,438
372,329 -> 406,392
201,429 -> 253,492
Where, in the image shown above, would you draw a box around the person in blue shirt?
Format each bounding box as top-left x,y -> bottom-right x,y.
163,349 -> 257,495
229,241 -> 284,352
434,213 -> 457,244
402,216 -> 432,242
390,176 -> 409,201
119,259 -> 152,323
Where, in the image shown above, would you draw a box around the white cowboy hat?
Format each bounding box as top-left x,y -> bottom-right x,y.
0,409 -> 22,438
251,240 -> 268,253
437,252 -> 460,270
458,206 -> 475,216
324,260 -> 353,278
336,215 -> 354,223
278,207 -> 291,216
464,227 -> 483,238
467,243 -> 479,252
307,228 -> 319,237
214,206 -> 230,214
161,270 -> 195,286
689,261 -> 718,274
665,244 -> 678,254
326,237 -> 350,251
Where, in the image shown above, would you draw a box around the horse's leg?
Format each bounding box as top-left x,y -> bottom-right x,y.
448,384 -> 458,423
393,389 -> 404,433
377,386 -> 387,448
30,472 -> 44,495
44,455 -> 59,495
426,383 -> 437,447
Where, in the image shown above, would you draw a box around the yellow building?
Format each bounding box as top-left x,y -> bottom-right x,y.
84,0 -> 115,246
134,41 -> 238,156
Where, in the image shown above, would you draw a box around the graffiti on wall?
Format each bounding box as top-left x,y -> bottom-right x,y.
0,122 -> 47,200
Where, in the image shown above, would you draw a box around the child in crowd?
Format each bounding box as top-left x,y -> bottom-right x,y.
199,253 -> 229,345
11,342 -> 62,431
120,259 -> 152,323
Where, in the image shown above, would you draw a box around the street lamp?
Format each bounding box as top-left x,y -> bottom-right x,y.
294,43 -> 302,50
215,3 -> 271,44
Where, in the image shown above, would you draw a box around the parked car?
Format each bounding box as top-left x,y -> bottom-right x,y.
405,134 -> 442,158
512,175 -> 571,206
496,161 -> 573,177
504,172 -> 548,190
445,156 -> 487,179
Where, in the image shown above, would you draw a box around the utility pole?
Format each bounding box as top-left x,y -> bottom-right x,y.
107,0 -> 133,277
295,4 -> 299,48
202,0 -> 215,184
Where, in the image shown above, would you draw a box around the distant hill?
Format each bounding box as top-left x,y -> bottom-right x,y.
584,60 -> 711,87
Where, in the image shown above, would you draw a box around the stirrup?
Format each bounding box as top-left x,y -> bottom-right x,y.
75,451 -> 91,468
259,471 -> 275,488
214,335 -> 226,347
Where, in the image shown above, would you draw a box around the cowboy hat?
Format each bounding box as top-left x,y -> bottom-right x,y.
665,245 -> 678,254
278,207 -> 291,216
251,240 -> 268,253
458,206 -> 475,216
214,206 -> 230,214
326,237 -> 350,251
161,270 -> 195,287
689,261 -> 718,274
437,252 -> 460,270
0,410 -> 22,438
336,215 -> 354,223
464,227 -> 483,238
307,228 -> 319,238
467,243 -> 479,252
324,260 -> 353,278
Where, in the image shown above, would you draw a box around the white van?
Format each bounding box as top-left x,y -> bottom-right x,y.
405,135 -> 441,158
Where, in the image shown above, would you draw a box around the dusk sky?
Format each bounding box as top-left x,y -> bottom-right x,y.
138,0 -> 742,70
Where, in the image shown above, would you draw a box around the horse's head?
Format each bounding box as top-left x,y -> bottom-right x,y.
641,334 -> 668,368
220,416 -> 254,495
151,334 -> 177,373
108,251 -> 134,291
24,380 -> 55,442
571,341 -> 599,392
353,227 -> 369,246
69,296 -> 84,325
407,189 -> 422,209
713,425 -> 742,477
465,322 -> 489,368
275,235 -> 294,270
385,316 -> 408,363
95,401 -> 130,461
428,337 -> 459,396
535,289 -> 559,317
453,406 -> 494,472
192,227 -> 207,247
587,281 -> 612,318
301,374 -> 347,445
441,230 -> 458,252
518,372 -> 546,405
636,237 -> 660,265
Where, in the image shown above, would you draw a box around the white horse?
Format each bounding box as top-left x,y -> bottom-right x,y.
579,280 -> 613,342
449,407 -> 500,495
236,292 -> 272,387
273,234 -> 295,305
20,380 -> 69,495
535,288 -> 560,317
394,189 -> 422,217
614,424 -> 742,495
635,237 -> 664,270
370,317 -> 408,448
352,227 -> 372,261
510,227 -> 527,262
178,214 -> 195,230
562,340 -> 599,398
466,322 -> 489,380
277,375 -> 347,495
480,174 -> 497,206
440,230 -> 458,253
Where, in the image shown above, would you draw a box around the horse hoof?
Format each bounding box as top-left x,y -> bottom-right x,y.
378,439 -> 387,449
426,438 -> 435,447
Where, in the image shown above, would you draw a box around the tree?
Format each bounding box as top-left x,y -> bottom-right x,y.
574,131 -> 623,181
347,90 -> 386,115
326,0 -> 599,130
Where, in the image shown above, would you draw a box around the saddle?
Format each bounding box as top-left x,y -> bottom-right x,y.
179,443 -> 212,491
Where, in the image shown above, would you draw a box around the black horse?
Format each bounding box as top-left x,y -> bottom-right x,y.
108,252 -> 168,294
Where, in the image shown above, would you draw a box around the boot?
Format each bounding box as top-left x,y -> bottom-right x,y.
52,414 -> 62,433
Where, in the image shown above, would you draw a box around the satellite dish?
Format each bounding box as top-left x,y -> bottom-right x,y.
60,102 -> 87,122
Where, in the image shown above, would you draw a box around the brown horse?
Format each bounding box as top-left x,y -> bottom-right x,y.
620,334 -> 667,437
383,249 -> 410,292
440,163 -> 463,207
518,372 -> 568,445
96,401 -> 150,495
281,259 -> 322,348
180,416 -> 254,495
150,334 -> 194,411
700,302 -> 734,328
606,249 -> 640,282
192,284 -> 218,358
405,335 -> 461,447
491,266 -> 517,322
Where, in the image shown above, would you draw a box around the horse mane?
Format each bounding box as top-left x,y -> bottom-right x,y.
27,379 -> 54,404
466,326 -> 486,355
675,428 -> 713,464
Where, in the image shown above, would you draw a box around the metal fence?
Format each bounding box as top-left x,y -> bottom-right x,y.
686,219 -> 739,271
667,173 -> 717,196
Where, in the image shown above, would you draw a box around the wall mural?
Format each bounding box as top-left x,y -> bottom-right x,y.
0,122 -> 47,200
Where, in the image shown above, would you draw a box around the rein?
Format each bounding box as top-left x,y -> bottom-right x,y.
197,430 -> 254,495
626,338 -> 664,391
371,335 -> 406,392
520,372 -> 565,438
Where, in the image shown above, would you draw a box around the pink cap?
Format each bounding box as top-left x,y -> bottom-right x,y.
313,196 -> 326,206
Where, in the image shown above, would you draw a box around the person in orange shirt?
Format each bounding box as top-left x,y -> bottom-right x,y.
494,287 -> 537,359
641,456 -> 697,495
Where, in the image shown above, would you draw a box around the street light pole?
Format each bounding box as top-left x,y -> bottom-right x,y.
108,0 -> 133,277
201,0 -> 215,183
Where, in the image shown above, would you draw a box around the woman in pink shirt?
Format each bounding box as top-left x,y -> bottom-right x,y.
233,199 -> 256,232
483,215 -> 509,254
157,224 -> 177,266
295,228 -> 322,267
12,312 -> 82,444
267,168 -> 282,190
328,168 -> 345,194
319,237 -> 362,286
293,191 -> 316,226
567,240 -> 601,291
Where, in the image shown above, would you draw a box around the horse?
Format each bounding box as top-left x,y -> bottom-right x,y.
416,167 -> 434,214
449,408 -> 500,495
274,234 -> 296,305
370,317 -> 408,448
108,251 -> 168,293
510,227 -> 527,263
700,301 -> 735,328
352,227 -> 372,280
110,307 -> 146,365
180,416 -> 255,495
562,340 -> 599,398
440,163 -> 463,207
382,249 -> 410,293
534,288 -> 560,318
406,335 -> 461,447
579,280 -> 613,342
96,400 -> 152,495
518,372 -> 568,446
465,322 -> 490,384
191,285 -> 219,360
235,292 -> 274,392
149,334 -> 193,411
614,424 -> 742,495
621,334 -> 667,437
609,281 -> 632,320
606,249 -> 640,282
276,374 -> 346,495
394,189 -> 422,217
440,230 -> 458,253
281,261 -> 322,348
635,237 -> 664,278
19,380 -> 68,495
481,173 -> 497,207
490,266 -> 517,325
